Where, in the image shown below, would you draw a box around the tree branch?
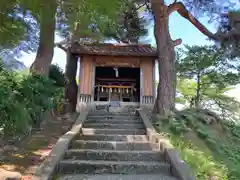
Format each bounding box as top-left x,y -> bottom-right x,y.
135,3 -> 146,11
167,2 -> 219,41
145,0 -> 151,12
173,38 -> 182,46
167,2 -> 240,42
55,43 -> 67,52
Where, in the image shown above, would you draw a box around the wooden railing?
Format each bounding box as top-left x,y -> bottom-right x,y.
79,94 -> 92,103
141,96 -> 154,104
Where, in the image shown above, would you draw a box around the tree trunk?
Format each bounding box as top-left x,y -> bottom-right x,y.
64,48 -> 78,112
195,71 -> 201,108
190,97 -> 195,108
64,23 -> 80,112
30,1 -> 57,75
152,1 -> 176,116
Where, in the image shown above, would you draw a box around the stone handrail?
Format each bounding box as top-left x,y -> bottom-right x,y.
33,107 -> 91,180
136,109 -> 195,180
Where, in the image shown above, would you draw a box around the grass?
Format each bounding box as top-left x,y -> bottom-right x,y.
153,110 -> 240,180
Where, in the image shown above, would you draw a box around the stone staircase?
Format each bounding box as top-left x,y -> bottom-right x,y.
55,110 -> 178,180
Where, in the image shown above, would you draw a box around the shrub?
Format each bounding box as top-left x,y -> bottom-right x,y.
0,66 -> 64,137
48,64 -> 65,87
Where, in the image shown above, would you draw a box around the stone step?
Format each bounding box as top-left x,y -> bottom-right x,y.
88,112 -> 136,116
84,119 -> 142,124
82,128 -> 146,135
58,174 -> 177,180
70,140 -> 158,150
58,160 -> 170,174
76,134 -> 149,142
64,149 -> 164,161
87,115 -> 139,120
83,123 -> 145,129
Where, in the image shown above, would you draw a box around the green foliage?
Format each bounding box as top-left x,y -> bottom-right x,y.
0,1 -> 27,48
176,78 -> 196,105
176,45 -> 240,118
177,45 -> 240,84
49,64 -> 65,87
102,1 -> 148,43
0,65 -> 63,137
154,109 -> 240,179
59,0 -> 126,39
171,45 -> 240,179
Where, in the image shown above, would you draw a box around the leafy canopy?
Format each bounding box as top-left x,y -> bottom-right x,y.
176,45 -> 240,119
57,0 -> 127,40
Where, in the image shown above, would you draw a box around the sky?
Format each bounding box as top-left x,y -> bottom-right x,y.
18,9 -> 240,100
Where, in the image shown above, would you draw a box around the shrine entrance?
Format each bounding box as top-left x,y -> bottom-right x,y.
94,66 -> 140,102
76,43 -> 156,111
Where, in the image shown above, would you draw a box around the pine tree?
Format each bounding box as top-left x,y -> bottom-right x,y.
147,0 -> 240,116
103,1 -> 148,43
176,45 -> 240,118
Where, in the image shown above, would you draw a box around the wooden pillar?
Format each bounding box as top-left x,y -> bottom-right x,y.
77,56 -> 82,110
91,64 -> 96,101
78,56 -> 83,97
140,68 -> 144,104
78,55 -> 94,96
108,88 -> 111,101
120,89 -> 122,101
152,59 -> 156,100
140,58 -> 154,105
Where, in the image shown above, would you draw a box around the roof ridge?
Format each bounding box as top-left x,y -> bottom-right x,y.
71,42 -> 157,57
79,42 -> 152,48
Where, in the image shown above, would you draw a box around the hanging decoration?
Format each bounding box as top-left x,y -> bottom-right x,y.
113,67 -> 119,77
96,85 -> 137,95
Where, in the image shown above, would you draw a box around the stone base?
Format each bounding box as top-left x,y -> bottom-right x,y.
59,174 -> 177,180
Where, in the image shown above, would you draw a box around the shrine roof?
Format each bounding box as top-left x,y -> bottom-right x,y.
71,42 -> 157,57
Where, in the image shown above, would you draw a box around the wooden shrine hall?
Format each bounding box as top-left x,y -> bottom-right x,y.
70,42 -> 157,108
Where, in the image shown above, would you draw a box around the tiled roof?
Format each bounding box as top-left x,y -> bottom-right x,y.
71,42 -> 157,57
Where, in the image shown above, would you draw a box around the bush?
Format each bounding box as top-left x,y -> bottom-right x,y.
0,66 -> 64,137
154,109 -> 240,179
49,64 -> 65,87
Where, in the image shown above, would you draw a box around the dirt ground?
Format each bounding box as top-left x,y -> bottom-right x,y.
0,112 -> 78,179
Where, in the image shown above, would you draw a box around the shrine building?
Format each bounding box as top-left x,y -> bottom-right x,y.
71,42 -> 157,109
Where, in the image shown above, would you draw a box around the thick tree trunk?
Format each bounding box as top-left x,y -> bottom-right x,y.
152,1 -> 176,116
64,23 -> 80,112
65,48 -> 78,112
30,1 -> 57,75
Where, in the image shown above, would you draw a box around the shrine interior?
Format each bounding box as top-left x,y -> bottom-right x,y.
94,67 -> 140,102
